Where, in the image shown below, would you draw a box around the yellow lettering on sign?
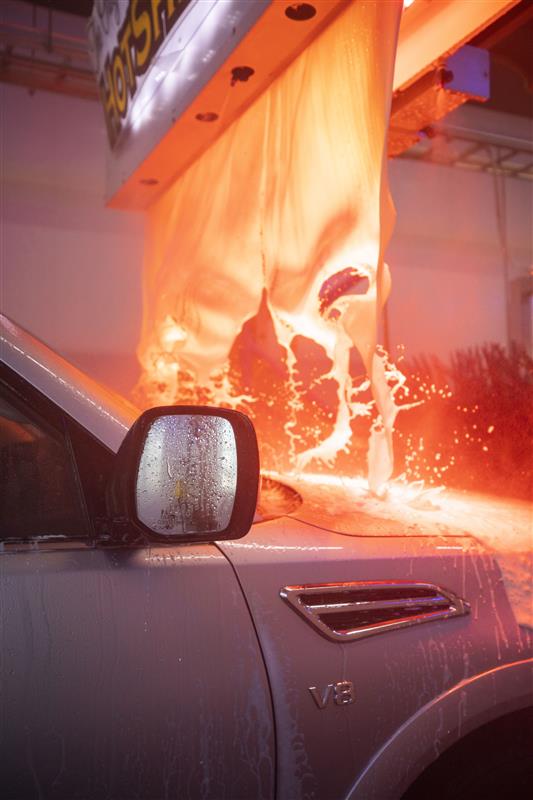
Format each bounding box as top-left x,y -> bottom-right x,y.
100,0 -> 191,146
100,63 -> 120,145
131,0 -> 152,74
119,19 -> 135,95
101,66 -> 117,120
151,0 -> 165,43
166,0 -> 176,21
112,52 -> 127,115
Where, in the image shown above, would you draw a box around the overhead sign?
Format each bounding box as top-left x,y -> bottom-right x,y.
87,0 -> 271,204
88,0 -> 193,148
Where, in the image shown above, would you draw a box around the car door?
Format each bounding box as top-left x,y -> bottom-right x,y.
0,368 -> 275,800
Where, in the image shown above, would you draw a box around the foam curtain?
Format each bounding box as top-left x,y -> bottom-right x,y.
137,0 -> 403,491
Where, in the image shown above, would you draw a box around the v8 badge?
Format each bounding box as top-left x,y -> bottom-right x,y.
309,680 -> 355,709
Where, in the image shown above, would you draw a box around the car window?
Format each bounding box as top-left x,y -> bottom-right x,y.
0,390 -> 88,540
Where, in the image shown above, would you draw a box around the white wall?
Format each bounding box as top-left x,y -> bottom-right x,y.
386,104 -> 532,363
1,80 -> 144,394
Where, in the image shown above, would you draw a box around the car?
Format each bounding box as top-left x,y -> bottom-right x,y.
1,313 -> 531,800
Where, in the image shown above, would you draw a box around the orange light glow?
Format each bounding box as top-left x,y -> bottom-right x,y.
136,1 -> 406,494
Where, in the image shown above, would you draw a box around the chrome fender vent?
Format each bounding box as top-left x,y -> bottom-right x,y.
280,581 -> 470,642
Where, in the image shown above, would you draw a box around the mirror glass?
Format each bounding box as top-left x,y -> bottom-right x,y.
136,414 -> 237,536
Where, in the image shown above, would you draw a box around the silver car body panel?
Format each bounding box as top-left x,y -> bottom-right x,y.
0,542 -> 276,799
219,520 -> 530,800
347,656 -> 533,800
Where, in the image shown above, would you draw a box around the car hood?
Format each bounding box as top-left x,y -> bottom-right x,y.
258,471 -> 531,545
253,473 -> 532,629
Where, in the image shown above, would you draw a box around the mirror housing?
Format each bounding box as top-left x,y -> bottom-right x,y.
107,406 -> 259,544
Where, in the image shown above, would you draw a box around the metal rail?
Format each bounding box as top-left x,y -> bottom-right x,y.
398,123 -> 533,181
0,19 -> 98,100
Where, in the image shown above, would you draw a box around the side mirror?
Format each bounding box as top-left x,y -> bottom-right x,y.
107,406 -> 259,544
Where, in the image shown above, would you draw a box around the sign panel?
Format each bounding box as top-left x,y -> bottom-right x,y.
88,0 -> 193,148
87,0 -> 270,203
